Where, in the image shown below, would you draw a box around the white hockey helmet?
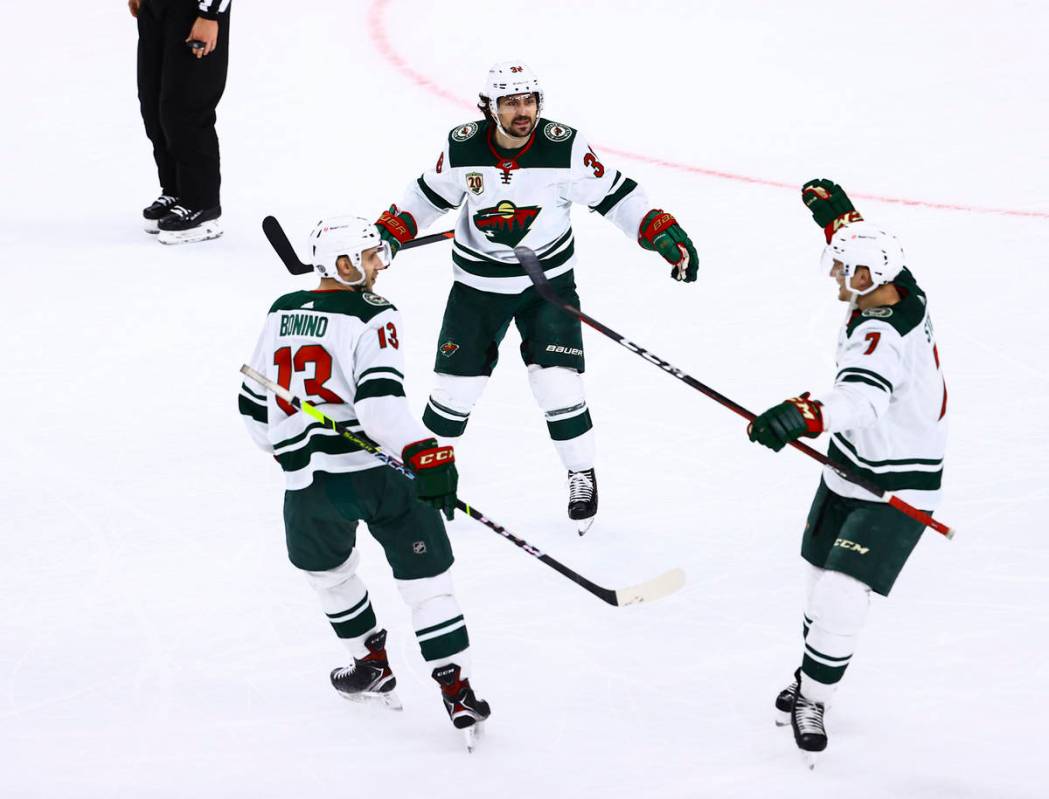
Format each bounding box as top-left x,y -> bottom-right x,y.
821,221 -> 906,297
309,215 -> 391,287
481,61 -> 543,136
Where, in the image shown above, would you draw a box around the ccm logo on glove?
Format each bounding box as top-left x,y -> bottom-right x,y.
416,449 -> 454,467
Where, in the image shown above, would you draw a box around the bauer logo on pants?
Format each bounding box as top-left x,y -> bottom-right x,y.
546,344 -> 583,356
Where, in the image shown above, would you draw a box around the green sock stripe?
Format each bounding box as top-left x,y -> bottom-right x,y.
418,625 -> 470,662
416,614 -> 465,638
330,604 -> 377,640
804,643 -> 853,663
544,401 -> 587,420
428,396 -> 470,419
326,592 -> 370,621
423,404 -> 469,437
546,409 -> 593,441
802,653 -> 849,685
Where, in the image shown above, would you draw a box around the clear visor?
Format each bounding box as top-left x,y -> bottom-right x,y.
376,239 -> 392,268
820,245 -> 843,278
819,245 -> 877,297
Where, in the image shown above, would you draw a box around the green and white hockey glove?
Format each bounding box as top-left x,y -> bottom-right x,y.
747,393 -> 824,452
402,438 -> 458,520
801,178 -> 864,243
638,209 -> 699,282
375,205 -> 417,257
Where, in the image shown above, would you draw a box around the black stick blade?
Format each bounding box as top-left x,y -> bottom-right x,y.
262,215 -> 313,275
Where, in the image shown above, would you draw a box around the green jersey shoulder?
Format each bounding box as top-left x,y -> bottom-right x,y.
845,268 -> 927,338
446,118 -> 577,169
269,290 -> 396,323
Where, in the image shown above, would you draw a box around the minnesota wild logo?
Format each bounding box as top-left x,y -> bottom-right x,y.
473,201 -> 541,248
543,121 -> 573,142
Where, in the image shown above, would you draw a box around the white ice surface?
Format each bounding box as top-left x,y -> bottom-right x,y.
2,2 -> 1048,797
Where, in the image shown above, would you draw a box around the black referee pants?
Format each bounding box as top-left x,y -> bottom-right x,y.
137,0 -> 230,209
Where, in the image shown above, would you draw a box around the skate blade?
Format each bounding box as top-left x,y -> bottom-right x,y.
336,689 -> 403,711
800,750 -> 820,770
463,720 -> 485,753
774,710 -> 790,727
144,220 -> 159,233
576,516 -> 596,536
158,221 -> 223,245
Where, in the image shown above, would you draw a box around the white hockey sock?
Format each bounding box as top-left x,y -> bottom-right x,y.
397,571 -> 471,678
800,568 -> 871,705
423,374 -> 488,439
527,365 -> 595,471
302,550 -> 379,659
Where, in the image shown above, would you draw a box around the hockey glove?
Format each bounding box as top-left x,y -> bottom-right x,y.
801,179 -> 864,243
747,393 -> 824,452
402,438 -> 458,520
375,206 -> 417,257
638,209 -> 699,282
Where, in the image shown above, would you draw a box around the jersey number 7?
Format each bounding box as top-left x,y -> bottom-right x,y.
273,345 -> 344,416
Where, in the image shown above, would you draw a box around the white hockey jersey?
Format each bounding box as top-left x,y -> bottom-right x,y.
239,288 -> 429,490
394,118 -> 651,294
815,269 -> 948,509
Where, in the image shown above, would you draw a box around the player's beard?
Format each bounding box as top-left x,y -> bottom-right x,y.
510,114 -> 535,136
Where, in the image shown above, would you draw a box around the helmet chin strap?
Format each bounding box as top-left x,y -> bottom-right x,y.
328,254 -> 367,287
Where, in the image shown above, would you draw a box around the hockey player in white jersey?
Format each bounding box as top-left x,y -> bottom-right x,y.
747,180 -> 948,765
373,61 -> 700,534
239,216 -> 490,746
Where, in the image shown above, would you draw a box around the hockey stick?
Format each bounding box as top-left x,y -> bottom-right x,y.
240,364 -> 686,605
261,215 -> 455,275
513,246 -> 956,540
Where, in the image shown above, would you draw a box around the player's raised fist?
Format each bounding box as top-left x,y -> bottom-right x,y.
801,179 -> 864,243
638,209 -> 699,282
747,393 -> 824,452
375,206 -> 418,257
403,438 -> 458,520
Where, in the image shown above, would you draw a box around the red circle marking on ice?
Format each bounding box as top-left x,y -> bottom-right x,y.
366,0 -> 1048,221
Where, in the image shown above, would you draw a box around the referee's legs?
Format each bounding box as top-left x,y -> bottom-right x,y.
159,7 -> 230,210
136,1 -> 176,196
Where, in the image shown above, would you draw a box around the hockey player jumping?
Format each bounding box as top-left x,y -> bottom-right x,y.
373,61 -> 700,534
747,180 -> 948,766
239,216 -> 490,748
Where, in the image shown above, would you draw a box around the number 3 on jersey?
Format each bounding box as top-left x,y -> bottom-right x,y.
273,345 -> 344,416
377,322 -> 399,349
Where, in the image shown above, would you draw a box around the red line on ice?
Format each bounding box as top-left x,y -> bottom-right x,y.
366,0 -> 1048,220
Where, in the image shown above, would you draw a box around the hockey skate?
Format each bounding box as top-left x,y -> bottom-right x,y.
791,690 -> 828,769
142,194 -> 178,233
567,468 -> 598,535
330,629 -> 402,710
775,669 -> 800,727
157,204 -> 222,245
432,664 -> 490,752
